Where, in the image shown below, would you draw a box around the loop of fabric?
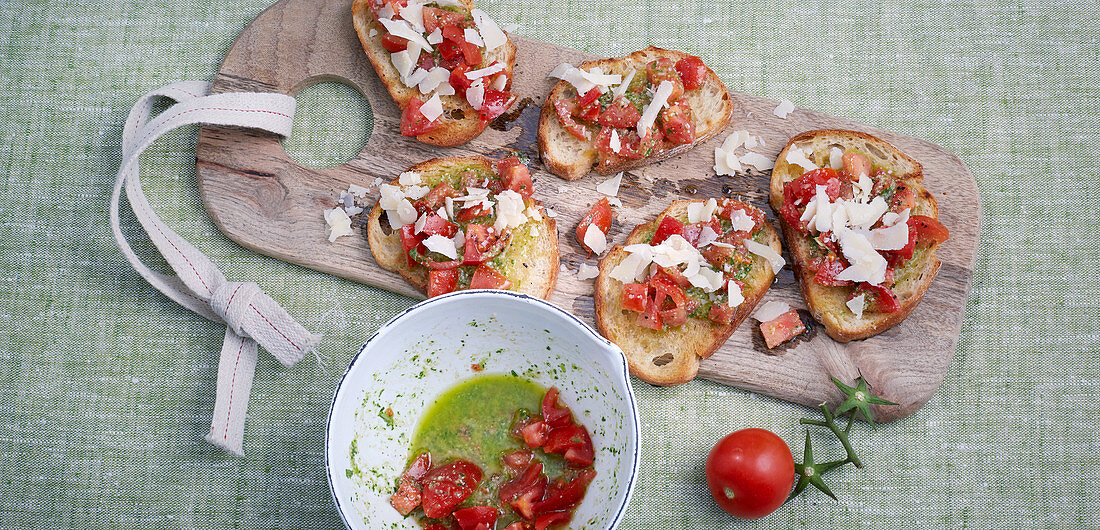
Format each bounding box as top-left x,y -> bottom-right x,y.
210,281 -> 262,337
110,81 -> 319,456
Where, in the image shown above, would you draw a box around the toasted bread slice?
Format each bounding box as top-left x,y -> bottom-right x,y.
769,129 -> 944,342
538,47 -> 733,181
594,200 -> 781,385
366,156 -> 559,299
351,0 -> 517,147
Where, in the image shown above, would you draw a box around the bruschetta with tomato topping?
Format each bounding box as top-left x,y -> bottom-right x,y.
351,0 -> 517,146
537,47 -> 734,181
769,129 -> 950,342
366,156 -> 558,298
594,199 -> 782,385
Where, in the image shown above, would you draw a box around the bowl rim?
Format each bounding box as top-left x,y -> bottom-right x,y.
324,289 -> 641,530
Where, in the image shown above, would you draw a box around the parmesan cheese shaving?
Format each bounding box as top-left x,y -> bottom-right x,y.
740,152 -> 774,170
463,28 -> 484,46
596,172 -> 622,196
422,234 -> 458,259
466,62 -> 505,79
743,239 -> 785,272
785,145 -> 818,172
323,207 -> 354,242
846,294 -> 866,318
609,129 -> 621,153
378,18 -> 431,53
466,80 -> 485,110
398,1 -> 426,32
834,228 -> 887,284
829,147 -> 844,170
419,93 -> 444,122
426,28 -> 443,44
773,98 -> 795,119
493,190 -> 528,232
728,209 -> 756,233
611,69 -> 636,99
727,281 -> 745,307
754,301 -> 791,322
576,264 -> 599,281
398,171 -> 421,185
687,198 -> 718,224
582,225 -> 607,255
470,9 -> 507,51
636,80 -> 673,136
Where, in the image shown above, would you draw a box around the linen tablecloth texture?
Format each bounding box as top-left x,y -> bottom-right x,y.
2,0 -> 1097,528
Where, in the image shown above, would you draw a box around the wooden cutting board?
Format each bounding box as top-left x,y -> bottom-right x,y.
195,0 -> 980,421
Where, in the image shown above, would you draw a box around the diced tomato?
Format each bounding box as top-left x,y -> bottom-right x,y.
909,214 -> 950,244
576,88 -> 601,108
534,511 -> 572,530
423,523 -> 449,530
649,275 -> 689,328
510,482 -> 547,520
646,57 -> 685,102
659,99 -> 695,144
854,283 -> 901,313
891,183 -> 917,212
456,204 -> 492,223
813,256 -> 852,286
505,524 -> 526,530
400,97 -> 440,137
674,55 -> 707,91
401,452 -> 432,482
420,460 -> 483,518
400,224 -> 422,267
449,63 -> 473,92
501,449 -> 533,473
427,269 -> 459,297
562,427 -> 595,467
636,298 -> 662,330
462,223 -> 508,265
499,461 -> 545,503
760,309 -> 805,348
532,469 -> 596,514
708,302 -> 736,325
437,38 -> 462,61
390,479 -> 421,515
453,506 -> 498,530
520,420 -> 548,448
781,168 -> 842,233
621,283 -> 648,312
598,97 -> 641,128
380,33 -> 410,53
469,264 -> 512,289
419,212 -> 458,238
479,89 -> 516,122
652,266 -> 691,289
367,0 -> 408,18
575,197 -> 613,253
701,243 -> 737,270
650,215 -> 685,245
422,6 -> 465,34
554,98 -> 587,140
497,157 -> 534,199
543,424 -> 585,454
841,151 -> 871,180
541,387 -> 573,428
422,182 -> 458,210
681,217 -> 721,247
461,40 -> 482,65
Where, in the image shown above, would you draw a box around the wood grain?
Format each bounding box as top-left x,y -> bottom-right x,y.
195,0 -> 981,421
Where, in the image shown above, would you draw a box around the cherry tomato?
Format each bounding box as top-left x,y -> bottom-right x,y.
705,428 -> 795,519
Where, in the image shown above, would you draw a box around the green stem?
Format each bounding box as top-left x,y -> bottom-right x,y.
820,404 -> 863,469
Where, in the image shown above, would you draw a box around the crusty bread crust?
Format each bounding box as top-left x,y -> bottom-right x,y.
769,129 -> 943,342
537,47 -> 733,181
594,200 -> 781,385
365,156 -> 559,299
351,0 -> 517,147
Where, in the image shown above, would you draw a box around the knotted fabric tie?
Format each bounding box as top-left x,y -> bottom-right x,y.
109,81 -> 321,456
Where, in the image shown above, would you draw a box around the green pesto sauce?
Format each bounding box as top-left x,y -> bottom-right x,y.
410,374 -> 545,475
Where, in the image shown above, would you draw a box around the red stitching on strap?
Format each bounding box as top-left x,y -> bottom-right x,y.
250,304 -> 303,352
223,339 -> 246,441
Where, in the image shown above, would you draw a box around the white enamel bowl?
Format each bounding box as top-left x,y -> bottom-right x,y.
325,290 -> 641,529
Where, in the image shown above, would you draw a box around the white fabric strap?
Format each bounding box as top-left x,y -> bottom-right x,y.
110,81 -> 321,456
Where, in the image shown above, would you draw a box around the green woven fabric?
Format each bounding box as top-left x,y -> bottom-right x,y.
1,0 -> 1097,528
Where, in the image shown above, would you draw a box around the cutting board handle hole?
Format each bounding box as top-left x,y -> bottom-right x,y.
281,79 -> 373,169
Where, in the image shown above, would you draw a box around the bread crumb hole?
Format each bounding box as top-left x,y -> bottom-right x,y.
652,353 -> 674,366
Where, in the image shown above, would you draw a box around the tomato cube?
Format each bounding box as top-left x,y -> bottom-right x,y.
759,309 -> 805,348
650,215 -> 684,245
427,269 -> 459,297
620,283 -> 648,312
